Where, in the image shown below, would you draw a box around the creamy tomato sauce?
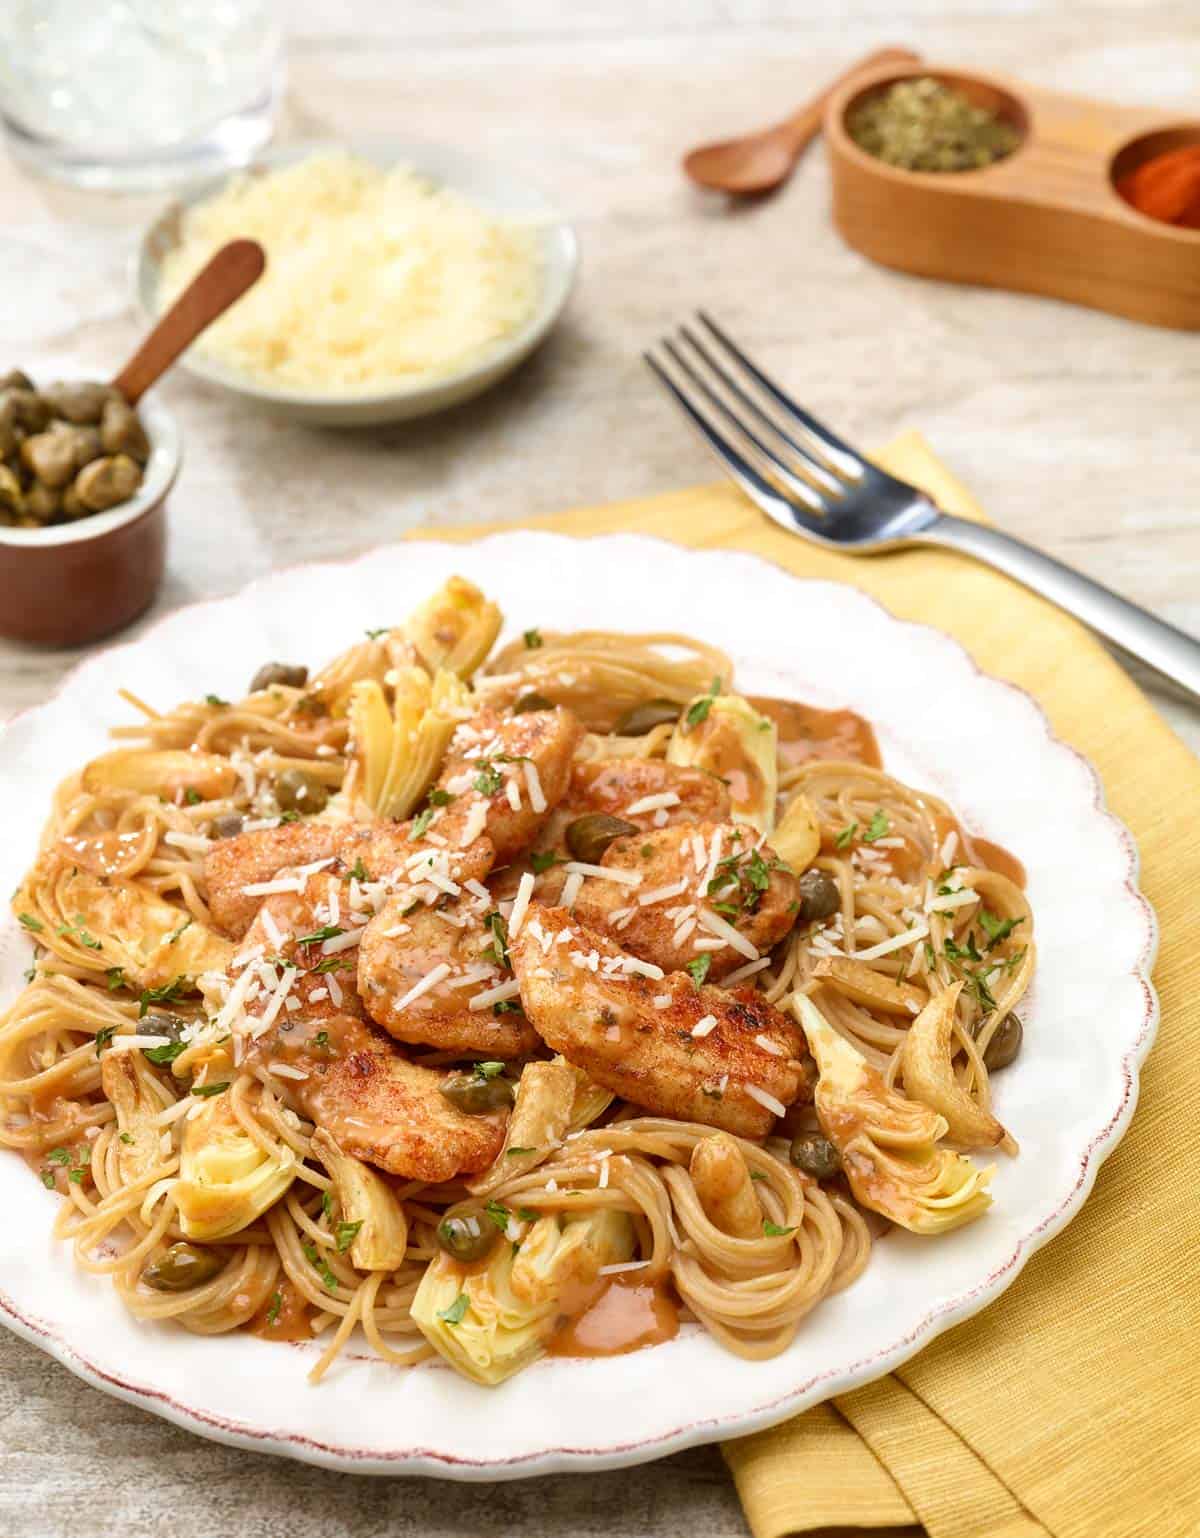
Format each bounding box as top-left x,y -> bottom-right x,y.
549,1274 -> 679,1358
751,696 -> 881,769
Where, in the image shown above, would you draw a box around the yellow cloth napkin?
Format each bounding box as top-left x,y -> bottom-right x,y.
413,433 -> 1200,1537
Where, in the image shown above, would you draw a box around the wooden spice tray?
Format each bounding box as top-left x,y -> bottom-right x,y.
822,62 -> 1200,330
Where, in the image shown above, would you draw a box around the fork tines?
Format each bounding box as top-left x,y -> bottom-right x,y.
644,312 -> 866,528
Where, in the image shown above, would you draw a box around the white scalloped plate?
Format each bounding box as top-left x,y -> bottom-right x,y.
0,533 -> 1158,1478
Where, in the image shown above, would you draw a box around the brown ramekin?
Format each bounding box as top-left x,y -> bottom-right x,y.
0,397 -> 180,647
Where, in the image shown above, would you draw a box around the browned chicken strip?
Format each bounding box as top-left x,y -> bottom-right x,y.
573,820 -> 799,981
205,820 -> 338,938
261,1012 -> 506,1183
357,892 -> 539,1057
564,757 -> 731,827
510,903 -> 811,1139
497,756 -> 733,905
432,705 -> 582,864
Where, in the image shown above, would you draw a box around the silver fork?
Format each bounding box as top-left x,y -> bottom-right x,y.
646,312 -> 1200,701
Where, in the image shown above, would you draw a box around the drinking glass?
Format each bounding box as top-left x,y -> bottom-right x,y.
0,0 -> 283,191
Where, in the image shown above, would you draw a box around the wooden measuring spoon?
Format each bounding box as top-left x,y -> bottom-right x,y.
683,46 -> 919,195
112,238 -> 266,404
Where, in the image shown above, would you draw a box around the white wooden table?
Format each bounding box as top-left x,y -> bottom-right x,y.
1,6 -> 1197,1535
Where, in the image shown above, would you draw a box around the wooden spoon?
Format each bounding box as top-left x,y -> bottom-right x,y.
112,238 -> 266,404
683,46 -> 920,195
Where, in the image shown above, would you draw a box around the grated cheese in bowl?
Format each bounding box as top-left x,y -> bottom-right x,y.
156,151 -> 543,396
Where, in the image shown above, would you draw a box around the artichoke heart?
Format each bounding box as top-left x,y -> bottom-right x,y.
468,1058 -> 576,1196
900,983 -> 1015,1153
349,666 -> 471,820
404,576 -> 502,680
667,692 -> 778,834
310,1127 -> 408,1270
794,994 -> 993,1235
15,852 -> 233,986
175,1090 -> 297,1241
101,1050 -> 175,1186
771,792 -> 821,873
411,1209 -> 635,1385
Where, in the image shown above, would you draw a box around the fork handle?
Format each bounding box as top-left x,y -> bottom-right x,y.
923,513 -> 1200,700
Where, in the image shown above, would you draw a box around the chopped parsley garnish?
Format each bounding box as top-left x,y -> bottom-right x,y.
17,913 -> 43,933
302,1240 -> 338,1294
119,1132 -> 134,1146
516,1207 -> 539,1223
482,912 -> 511,970
506,1146 -> 535,1157
143,1039 -> 186,1066
321,1190 -> 333,1216
165,916 -> 193,946
334,1220 -> 363,1253
763,1221 -> 795,1237
312,956 -> 352,974
40,1171 -> 55,1189
523,627 -> 543,650
437,1292 -> 469,1326
137,977 -> 189,1017
68,1168 -> 84,1184
191,1081 -> 230,1098
862,809 -> 889,843
294,924 -> 343,947
944,933 -> 982,964
365,627 -> 389,640
834,822 -> 858,849
685,677 -> 722,729
923,940 -> 937,971
410,807 -> 436,839
428,788 -> 454,807
474,1060 -> 505,1079
204,693 -> 228,708
184,787 -> 202,805
57,915 -> 102,950
530,849 -> 563,874
312,1030 -> 331,1052
749,1170 -> 768,1181
484,1199 -> 512,1231
979,909 -> 1024,949
266,1291 -> 283,1327
706,848 -> 775,916
277,810 -> 302,824
493,999 -> 522,1015
47,1147 -> 71,1165
472,761 -> 504,797
94,1025 -> 116,1056
686,954 -> 712,988
349,857 -> 370,882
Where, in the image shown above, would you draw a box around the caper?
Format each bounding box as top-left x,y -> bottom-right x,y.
99,396 -> 150,463
250,661 -> 309,693
274,767 -> 328,815
982,1012 -> 1022,1071
24,481 -> 61,524
0,412 -> 16,461
615,699 -> 680,735
789,1133 -> 842,1180
7,389 -> 51,433
142,1011 -> 189,1046
435,1200 -> 502,1264
42,379 -> 113,424
75,453 -> 143,512
209,813 -> 246,840
565,812 -> 640,865
20,429 -> 78,489
796,868 -> 840,924
141,1241 -> 227,1292
512,691 -> 554,714
60,482 -> 86,520
439,1071 -> 515,1115
0,369 -> 34,392
0,464 -> 24,522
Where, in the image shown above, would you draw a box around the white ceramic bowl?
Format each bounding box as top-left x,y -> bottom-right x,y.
136,139 -> 579,427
